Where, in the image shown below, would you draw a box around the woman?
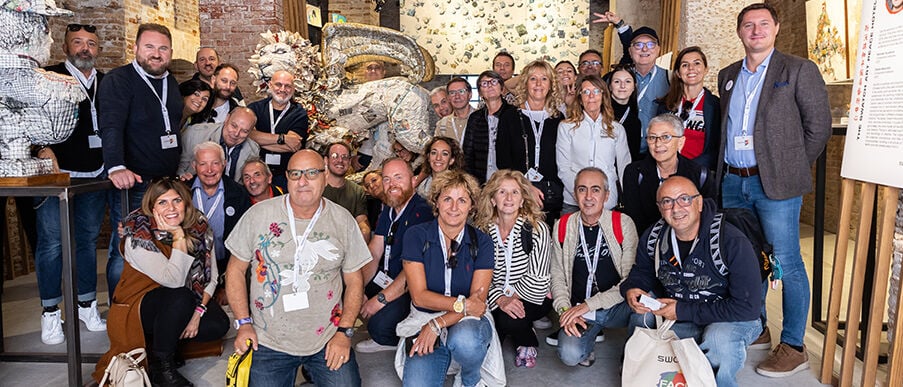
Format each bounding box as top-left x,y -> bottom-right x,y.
399,170 -> 500,387
497,60 -> 565,226
178,79 -> 213,130
463,70 -> 521,185
416,136 -> 465,198
621,114 -> 716,234
475,170 -> 552,368
656,46 -> 721,170
393,139 -> 423,175
557,75 -> 632,213
555,60 -> 578,111
606,64 -> 643,161
93,179 -> 228,386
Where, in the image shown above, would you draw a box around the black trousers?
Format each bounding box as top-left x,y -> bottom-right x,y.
492,296 -> 553,347
140,286 -> 229,354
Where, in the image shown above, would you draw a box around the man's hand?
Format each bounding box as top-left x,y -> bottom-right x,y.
325,331 -> 352,371
529,185 -> 545,208
559,303 -> 590,337
234,325 -> 258,354
284,132 -> 303,152
625,288 -> 653,314
36,147 -> 60,173
179,172 -> 194,182
496,295 -> 525,319
592,11 -> 622,25
360,296 -> 385,319
109,168 -> 142,190
651,298 -> 678,320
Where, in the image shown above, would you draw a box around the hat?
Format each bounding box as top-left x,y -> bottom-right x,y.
2,0 -> 73,16
631,26 -> 659,43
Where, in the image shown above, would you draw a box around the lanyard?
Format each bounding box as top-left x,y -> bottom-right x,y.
269,102 -> 291,134
523,102 -> 548,168
669,229 -> 699,267
286,196 -> 324,293
65,61 -> 99,134
131,61 -> 171,134
438,224 -> 464,297
194,188 -> 223,219
676,89 -> 705,122
740,63 -> 769,136
578,223 -> 604,299
618,106 -> 630,124
585,113 -> 602,167
383,202 -> 408,272
636,66 -> 658,102
492,223 -> 517,291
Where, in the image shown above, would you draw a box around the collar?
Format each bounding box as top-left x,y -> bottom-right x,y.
192,177 -> 225,197
582,111 -> 603,125
741,48 -> 775,75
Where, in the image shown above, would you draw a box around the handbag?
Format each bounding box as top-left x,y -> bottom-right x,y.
225,340 -> 254,387
98,348 -> 152,387
622,319 -> 716,387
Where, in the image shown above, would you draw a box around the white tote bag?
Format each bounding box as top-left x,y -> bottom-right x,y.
622,319 -> 716,387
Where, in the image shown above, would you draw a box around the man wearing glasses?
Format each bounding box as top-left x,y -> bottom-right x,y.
322,142 -> 370,242
621,176 -> 762,387
226,150 -> 369,386
576,49 -> 604,77
434,77 -> 474,145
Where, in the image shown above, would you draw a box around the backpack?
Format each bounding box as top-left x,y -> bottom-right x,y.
557,211 -> 624,247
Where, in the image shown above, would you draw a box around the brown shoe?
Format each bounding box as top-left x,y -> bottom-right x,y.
749,326 -> 772,350
756,343 -> 810,377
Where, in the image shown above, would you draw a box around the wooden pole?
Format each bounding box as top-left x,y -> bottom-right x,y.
820,178 -> 856,383
889,265 -> 903,386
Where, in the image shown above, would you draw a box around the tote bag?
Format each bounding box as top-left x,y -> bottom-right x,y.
622,319 -> 716,387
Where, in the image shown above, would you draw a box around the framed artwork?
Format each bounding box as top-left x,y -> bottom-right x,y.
807,0 -> 849,82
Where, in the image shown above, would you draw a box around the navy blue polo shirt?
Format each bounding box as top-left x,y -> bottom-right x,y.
374,194 -> 434,278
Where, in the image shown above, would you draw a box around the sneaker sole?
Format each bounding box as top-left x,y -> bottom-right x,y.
595,335 -> 605,343
42,336 -> 65,345
545,337 -> 558,346
755,362 -> 810,378
748,342 -> 772,350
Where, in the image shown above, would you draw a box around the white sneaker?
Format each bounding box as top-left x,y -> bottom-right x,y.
78,300 -> 107,332
41,310 -> 65,345
532,316 -> 553,330
354,339 -> 397,353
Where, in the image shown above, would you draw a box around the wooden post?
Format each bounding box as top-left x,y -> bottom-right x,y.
889,266 -> 903,386
820,178 -> 856,383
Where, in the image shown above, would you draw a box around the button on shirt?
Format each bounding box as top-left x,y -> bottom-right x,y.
192,179 -> 225,263
636,65 -> 669,153
725,49 -> 775,168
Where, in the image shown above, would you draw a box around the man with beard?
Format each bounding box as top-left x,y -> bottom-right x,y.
204,63 -> 244,124
248,70 -> 308,190
355,158 -> 434,353
185,46 -> 244,101
241,158 -> 285,204
99,24 -> 183,298
178,107 -> 260,182
322,142 -> 370,242
34,23 -> 111,344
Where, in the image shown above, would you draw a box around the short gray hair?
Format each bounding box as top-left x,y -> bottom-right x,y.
429,86 -> 448,98
648,114 -> 685,137
193,141 -> 225,162
575,167 -> 609,192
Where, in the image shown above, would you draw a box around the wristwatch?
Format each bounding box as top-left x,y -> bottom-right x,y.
376,293 -> 388,305
336,326 -> 355,338
453,295 -> 465,314
234,317 -> 253,329
277,133 -> 286,145
614,20 -> 625,28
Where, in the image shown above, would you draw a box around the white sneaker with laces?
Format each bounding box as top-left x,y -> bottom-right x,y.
354,338 -> 397,353
41,310 -> 65,345
78,300 -> 107,331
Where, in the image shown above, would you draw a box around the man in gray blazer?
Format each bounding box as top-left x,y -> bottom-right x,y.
178,107 -> 260,183
716,3 -> 831,379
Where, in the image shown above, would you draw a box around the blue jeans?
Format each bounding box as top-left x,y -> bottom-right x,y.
107,182 -> 151,298
33,190 -> 108,306
721,174 -> 808,346
367,293 -> 411,346
558,301 -> 631,366
249,344 -> 361,387
403,316 -> 492,387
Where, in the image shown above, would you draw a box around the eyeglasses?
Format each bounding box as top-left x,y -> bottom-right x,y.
67,24 -> 97,33
632,41 -> 658,50
679,101 -> 694,121
479,79 -> 500,88
393,147 -> 410,155
286,168 -> 325,181
329,153 -> 351,161
656,194 -> 700,210
447,239 -> 462,269
447,88 -> 469,96
581,88 -> 603,96
646,134 -> 683,144
579,60 -> 602,68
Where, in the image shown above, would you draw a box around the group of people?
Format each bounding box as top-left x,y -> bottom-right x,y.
25,2 -> 832,387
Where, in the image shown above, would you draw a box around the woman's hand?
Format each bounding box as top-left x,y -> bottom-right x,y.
152,208 -> 182,234
408,323 -> 439,357
464,287 -> 487,317
180,312 -> 201,339
497,295 -> 525,319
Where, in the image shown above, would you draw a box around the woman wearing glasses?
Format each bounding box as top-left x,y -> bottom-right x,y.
398,170 -> 502,387
656,46 -> 721,170
416,136 -> 465,198
557,75 -> 631,214
94,179 -> 228,386
621,114 -> 715,234
463,70 -> 520,185
605,64 -> 643,162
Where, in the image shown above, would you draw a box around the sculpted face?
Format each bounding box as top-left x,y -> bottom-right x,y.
256,42 -> 296,81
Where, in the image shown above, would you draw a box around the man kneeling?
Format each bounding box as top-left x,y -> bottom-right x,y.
620,176 -> 762,387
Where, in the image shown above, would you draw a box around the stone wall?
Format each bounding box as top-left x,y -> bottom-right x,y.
678,0 -> 756,92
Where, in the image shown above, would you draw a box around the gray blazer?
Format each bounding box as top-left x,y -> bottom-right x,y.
716,50 -> 832,200
178,122 -> 261,183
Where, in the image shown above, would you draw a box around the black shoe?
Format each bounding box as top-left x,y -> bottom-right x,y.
545,329 -> 559,346
150,352 -> 194,387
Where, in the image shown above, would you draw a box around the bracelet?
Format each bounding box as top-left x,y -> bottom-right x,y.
428,319 -> 441,335
437,315 -> 448,329
195,305 -> 206,316
462,298 -> 467,316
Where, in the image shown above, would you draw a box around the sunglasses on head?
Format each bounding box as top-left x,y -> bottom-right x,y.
446,239 -> 461,269
67,24 -> 97,33
680,100 -> 694,121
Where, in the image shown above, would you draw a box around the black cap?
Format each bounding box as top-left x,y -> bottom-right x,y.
631,26 -> 659,43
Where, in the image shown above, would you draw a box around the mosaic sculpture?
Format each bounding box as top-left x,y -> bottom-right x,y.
0,0 -> 83,177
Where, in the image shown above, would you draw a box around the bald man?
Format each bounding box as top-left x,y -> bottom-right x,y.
178,107 -> 260,183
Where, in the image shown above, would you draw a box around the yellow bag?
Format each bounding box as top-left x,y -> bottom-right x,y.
225,340 -> 253,387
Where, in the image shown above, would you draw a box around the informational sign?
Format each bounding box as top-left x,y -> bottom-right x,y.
840,0 -> 903,188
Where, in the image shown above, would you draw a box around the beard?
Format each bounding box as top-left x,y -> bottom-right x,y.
385,185 -> 414,209
68,52 -> 96,71
137,56 -> 168,76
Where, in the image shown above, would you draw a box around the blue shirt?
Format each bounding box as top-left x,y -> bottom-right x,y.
374,194 -> 434,278
402,220 -> 494,312
192,179 -> 225,263
636,65 -> 669,153
725,49 -> 775,168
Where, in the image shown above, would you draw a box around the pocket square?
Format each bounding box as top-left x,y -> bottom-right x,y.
774,81 -> 790,88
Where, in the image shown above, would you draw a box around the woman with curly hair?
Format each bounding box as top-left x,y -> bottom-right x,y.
475,170 -> 552,369
415,136 -> 464,198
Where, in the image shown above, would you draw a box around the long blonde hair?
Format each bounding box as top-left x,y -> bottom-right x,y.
474,170 -> 545,231
565,75 -> 616,138
514,60 -> 563,118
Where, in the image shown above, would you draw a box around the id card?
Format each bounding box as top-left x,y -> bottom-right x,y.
373,271 -> 394,289
525,168 -> 543,182
265,153 -> 281,165
88,134 -> 103,149
283,292 -> 309,311
733,135 -> 754,151
160,134 -> 178,149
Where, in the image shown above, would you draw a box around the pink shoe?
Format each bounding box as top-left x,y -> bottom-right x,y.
523,346 -> 537,368
515,346 -> 527,367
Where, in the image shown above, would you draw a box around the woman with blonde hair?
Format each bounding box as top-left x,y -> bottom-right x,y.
475,170 -> 552,368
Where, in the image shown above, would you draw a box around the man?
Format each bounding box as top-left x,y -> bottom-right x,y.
186,46 -> 244,101
550,167 -> 636,367
99,23 -> 183,293
35,22 -> 109,345
241,158 -> 285,204
355,158 -> 434,353
205,63 -> 244,123
716,3 -> 830,377
434,77 -> 474,145
178,107 -> 260,182
362,60 -> 386,82
322,142 -> 370,242
576,49 -> 604,77
621,176 -> 762,387
248,69 -> 309,190
360,169 -> 385,231
492,51 -> 518,105
429,86 -> 452,119
189,141 -> 252,273
225,150 -> 369,386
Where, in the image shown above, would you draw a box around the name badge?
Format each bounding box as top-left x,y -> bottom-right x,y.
733,135 -> 754,151
160,134 -> 178,149
265,153 -> 282,165
88,135 -> 103,149
374,271 -> 394,289
502,285 -> 515,297
283,292 -> 309,312
582,308 -> 596,322
525,168 -> 543,182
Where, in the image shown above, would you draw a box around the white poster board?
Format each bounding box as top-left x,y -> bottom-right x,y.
840,0 -> 903,188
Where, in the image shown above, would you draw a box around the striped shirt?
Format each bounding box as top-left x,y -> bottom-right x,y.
487,217 -> 552,309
